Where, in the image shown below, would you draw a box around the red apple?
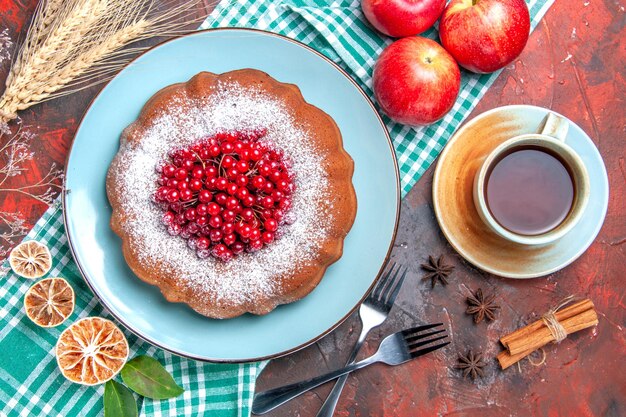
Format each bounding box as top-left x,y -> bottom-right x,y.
439,0 -> 530,73
362,0 -> 446,37
373,37 -> 461,126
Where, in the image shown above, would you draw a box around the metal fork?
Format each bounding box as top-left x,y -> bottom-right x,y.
252,324 -> 449,414
317,262 -> 407,416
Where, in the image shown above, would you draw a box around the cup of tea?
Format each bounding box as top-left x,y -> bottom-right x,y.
473,112 -> 590,246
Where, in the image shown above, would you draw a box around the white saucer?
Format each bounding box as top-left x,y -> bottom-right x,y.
433,105 -> 609,278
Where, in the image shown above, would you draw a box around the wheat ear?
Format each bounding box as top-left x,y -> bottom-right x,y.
0,0 -> 207,124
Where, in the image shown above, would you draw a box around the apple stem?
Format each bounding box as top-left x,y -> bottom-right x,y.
472,0 -> 478,5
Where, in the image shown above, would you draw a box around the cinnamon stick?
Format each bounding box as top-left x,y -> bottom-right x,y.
500,299 -> 594,350
497,299 -> 599,369
505,308 -> 598,356
497,347 -> 536,370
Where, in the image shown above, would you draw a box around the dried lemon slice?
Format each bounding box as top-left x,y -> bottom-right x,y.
56,317 -> 129,385
24,278 -> 75,327
9,240 -> 52,279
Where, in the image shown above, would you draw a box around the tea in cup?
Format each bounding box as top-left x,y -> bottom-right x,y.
473,112 -> 590,246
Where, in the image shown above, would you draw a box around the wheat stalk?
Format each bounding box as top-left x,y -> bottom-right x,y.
0,0 -> 208,124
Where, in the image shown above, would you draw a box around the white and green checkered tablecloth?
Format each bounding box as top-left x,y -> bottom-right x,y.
0,1 -> 554,415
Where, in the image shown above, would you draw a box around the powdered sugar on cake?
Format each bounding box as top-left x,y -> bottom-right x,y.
114,82 -> 332,305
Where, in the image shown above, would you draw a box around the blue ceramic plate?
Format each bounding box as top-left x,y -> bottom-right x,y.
63,29 -> 399,362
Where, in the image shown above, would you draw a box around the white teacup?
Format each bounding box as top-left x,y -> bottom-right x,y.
473,112 -> 590,246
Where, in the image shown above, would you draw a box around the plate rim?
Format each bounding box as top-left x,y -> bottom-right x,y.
62,27 -> 401,362
432,104 -> 609,279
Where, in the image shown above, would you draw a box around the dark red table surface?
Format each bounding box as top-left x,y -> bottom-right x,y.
1,1 -> 624,416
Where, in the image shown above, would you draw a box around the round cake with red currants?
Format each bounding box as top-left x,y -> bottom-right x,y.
106,69 -> 356,319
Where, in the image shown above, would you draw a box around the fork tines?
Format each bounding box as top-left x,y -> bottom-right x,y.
371,262 -> 409,305
402,323 -> 450,357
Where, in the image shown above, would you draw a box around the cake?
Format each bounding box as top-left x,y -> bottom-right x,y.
106,69 -> 357,319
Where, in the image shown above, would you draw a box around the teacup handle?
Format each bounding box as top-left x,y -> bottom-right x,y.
541,112 -> 569,142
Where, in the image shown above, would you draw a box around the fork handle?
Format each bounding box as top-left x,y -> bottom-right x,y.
252,356 -> 379,415
316,328 -> 370,417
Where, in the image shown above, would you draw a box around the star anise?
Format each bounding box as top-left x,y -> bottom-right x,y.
466,288 -> 500,324
455,350 -> 486,380
421,255 -> 454,288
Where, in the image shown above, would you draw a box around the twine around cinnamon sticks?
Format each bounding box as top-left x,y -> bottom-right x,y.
497,297 -> 598,369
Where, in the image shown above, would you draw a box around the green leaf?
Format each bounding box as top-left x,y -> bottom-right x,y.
104,380 -> 137,417
121,355 -> 184,400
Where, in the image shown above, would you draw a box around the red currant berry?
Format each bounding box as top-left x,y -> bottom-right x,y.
168,224 -> 182,236
170,202 -> 183,213
226,183 -> 238,195
205,165 -> 218,178
273,209 -> 284,222
166,189 -> 180,203
220,249 -> 234,262
222,210 -> 236,223
262,231 -> 274,244
231,242 -> 245,254
186,223 -> 199,235
260,165 -> 272,176
198,189 -> 213,203
215,193 -> 228,206
210,229 -> 223,242
250,148 -> 263,161
162,164 -> 176,177
270,170 -> 282,182
209,144 -> 221,157
184,208 -> 197,221
236,160 -> 249,173
216,177 -> 228,190
236,188 -> 250,200
162,211 -> 175,225
190,179 -> 203,191
240,149 -> 251,160
223,233 -> 237,246
182,159 -> 194,170
206,177 -> 218,190
235,175 -> 248,188
260,196 -> 273,208
242,195 -> 255,207
247,239 -> 263,252
156,186 -> 169,201
238,224 -> 252,238
249,228 -> 261,241
196,204 -> 208,216
226,168 -> 239,180
209,215 -> 222,228
279,198 -> 291,210
174,168 -> 187,180
195,236 -> 209,250
175,213 -> 187,225
221,143 -> 235,154
192,166 -> 204,179
180,189 -> 193,201
263,182 -> 274,194
221,222 -> 235,235
197,249 -> 211,259
225,197 -> 239,210
251,176 -> 266,189
199,148 -> 210,160
207,202 -> 221,216
241,208 -> 255,222
264,218 -> 278,232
